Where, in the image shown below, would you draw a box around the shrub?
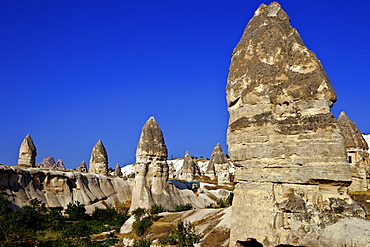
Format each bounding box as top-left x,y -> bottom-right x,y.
161,220 -> 202,247
149,204 -> 167,215
207,192 -> 234,208
172,203 -> 193,212
132,218 -> 153,236
131,207 -> 146,221
132,238 -> 151,247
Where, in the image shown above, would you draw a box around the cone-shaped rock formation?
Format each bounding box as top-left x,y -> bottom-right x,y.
227,3 -> 367,246
17,134 -> 37,168
206,143 -> 232,185
89,140 -> 108,176
338,112 -> 370,191
130,117 -> 195,211
114,163 -> 123,177
178,151 -> 201,182
76,161 -> 87,173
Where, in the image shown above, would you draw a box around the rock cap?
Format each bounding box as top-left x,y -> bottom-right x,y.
136,116 -> 168,160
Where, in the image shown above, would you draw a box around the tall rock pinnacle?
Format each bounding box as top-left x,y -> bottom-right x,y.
89,140 -> 108,176
338,112 -> 370,191
227,3 -> 366,246
131,116 -> 170,210
17,134 -> 37,167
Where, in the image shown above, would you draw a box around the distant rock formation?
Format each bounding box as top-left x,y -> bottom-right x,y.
177,151 -> 201,182
36,157 -> 65,169
0,165 -> 132,212
17,134 -> 37,168
114,163 -> 123,177
130,117 -> 206,211
76,161 -> 87,172
338,112 -> 370,191
227,3 -> 367,246
89,140 -> 108,176
205,143 -> 232,185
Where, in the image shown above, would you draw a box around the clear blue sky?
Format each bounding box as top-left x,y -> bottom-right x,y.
1,1 -> 369,169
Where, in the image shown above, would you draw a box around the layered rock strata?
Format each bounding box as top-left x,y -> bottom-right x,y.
227,2 -> 367,246
0,165 -> 132,213
130,117 -> 206,211
89,140 -> 108,176
178,151 -> 201,182
17,134 -> 37,168
338,111 -> 370,191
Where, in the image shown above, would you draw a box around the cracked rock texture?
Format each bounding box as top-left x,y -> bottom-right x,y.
227,2 -> 367,246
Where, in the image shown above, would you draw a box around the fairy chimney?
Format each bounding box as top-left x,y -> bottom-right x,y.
130,116 -> 169,210
17,134 -> 37,168
206,143 -> 232,185
114,163 -> 123,177
338,111 -> 370,191
227,3 -> 367,246
76,161 -> 87,173
178,151 -> 201,182
89,140 -> 108,176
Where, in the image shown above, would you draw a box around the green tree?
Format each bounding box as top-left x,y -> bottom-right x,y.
161,220 -> 202,247
65,201 -> 90,221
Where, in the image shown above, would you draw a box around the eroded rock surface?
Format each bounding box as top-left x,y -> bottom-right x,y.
338,112 -> 370,191
0,165 -> 132,212
17,134 -> 37,168
227,2 -> 367,246
89,140 -> 108,176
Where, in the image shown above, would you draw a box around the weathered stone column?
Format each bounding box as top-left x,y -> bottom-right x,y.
227,2 -> 367,246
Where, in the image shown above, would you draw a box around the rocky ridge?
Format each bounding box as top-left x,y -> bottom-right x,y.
36,157 -> 65,169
